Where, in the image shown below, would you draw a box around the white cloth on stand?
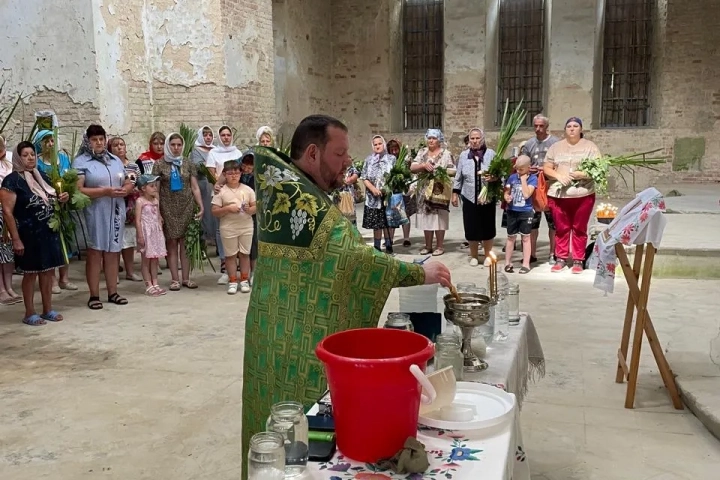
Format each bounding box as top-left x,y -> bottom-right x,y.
589,187 -> 667,293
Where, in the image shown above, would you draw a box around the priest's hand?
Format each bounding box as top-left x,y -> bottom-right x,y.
422,261 -> 451,288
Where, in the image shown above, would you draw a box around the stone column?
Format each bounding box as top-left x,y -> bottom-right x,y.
546,0 -> 600,125
443,0 -> 488,144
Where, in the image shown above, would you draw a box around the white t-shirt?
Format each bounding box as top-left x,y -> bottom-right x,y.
207,147 -> 242,172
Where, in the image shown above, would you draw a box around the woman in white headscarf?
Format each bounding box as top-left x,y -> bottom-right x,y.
360,135 -> 396,253
191,126 -> 216,243
152,133 -> 204,291
207,125 -> 242,284
256,126 -> 274,147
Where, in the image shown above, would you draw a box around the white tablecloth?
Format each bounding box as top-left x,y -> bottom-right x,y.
305,314 -> 544,480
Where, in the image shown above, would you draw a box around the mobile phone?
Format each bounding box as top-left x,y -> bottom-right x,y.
308,439 -> 336,462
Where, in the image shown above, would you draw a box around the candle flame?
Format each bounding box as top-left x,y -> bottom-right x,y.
489,251 -> 497,262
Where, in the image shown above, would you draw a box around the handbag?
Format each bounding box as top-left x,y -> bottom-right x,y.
385,193 -> 409,227
338,191 -> 356,218
532,173 -> 549,212
423,179 -> 451,211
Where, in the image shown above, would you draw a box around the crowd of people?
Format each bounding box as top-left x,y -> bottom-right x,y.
0,112 -> 601,326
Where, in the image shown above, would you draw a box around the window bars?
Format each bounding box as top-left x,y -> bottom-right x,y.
497,0 -> 546,127
601,0 -> 653,127
403,0 -> 444,131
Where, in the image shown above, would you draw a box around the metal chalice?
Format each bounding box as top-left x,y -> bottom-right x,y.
443,292 -> 493,372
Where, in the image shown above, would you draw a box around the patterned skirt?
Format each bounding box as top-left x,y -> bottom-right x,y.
362,206 -> 386,230
0,209 -> 13,264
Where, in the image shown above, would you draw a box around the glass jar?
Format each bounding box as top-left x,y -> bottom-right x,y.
248,432 -> 286,480
383,313 -> 414,331
488,269 -> 510,342
456,282 -> 476,293
434,333 -> 464,380
266,401 -> 309,478
507,283 -> 520,325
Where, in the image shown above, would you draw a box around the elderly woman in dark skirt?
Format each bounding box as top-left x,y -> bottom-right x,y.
452,128 -> 498,267
0,141 -> 70,325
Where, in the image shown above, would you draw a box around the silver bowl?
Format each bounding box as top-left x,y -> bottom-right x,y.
443,293 -> 493,372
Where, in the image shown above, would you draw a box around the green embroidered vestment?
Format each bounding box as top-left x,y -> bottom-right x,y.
241,148 -> 425,477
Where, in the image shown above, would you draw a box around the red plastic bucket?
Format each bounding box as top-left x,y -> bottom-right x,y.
315,328 -> 435,462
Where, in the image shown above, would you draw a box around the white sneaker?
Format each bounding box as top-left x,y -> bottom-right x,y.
469,257 -> 479,267
217,273 -> 229,285
240,280 -> 251,293
227,282 -> 238,295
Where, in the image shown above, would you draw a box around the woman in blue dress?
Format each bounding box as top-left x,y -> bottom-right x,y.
33,129 -> 79,293
0,141 -> 70,325
73,124 -> 134,310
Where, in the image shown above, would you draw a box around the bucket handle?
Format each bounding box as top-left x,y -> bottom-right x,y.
409,364 -> 437,405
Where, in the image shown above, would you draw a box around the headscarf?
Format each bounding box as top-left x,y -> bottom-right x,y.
163,133 -> 184,167
138,132 -> 165,161
195,125 -> 215,149
32,129 -> 53,156
467,128 -> 487,161
564,117 -> 584,138
370,134 -> 387,158
425,128 -> 445,143
0,135 -> 12,180
208,126 -> 242,168
255,126 -> 273,144
78,133 -> 113,164
13,142 -> 56,204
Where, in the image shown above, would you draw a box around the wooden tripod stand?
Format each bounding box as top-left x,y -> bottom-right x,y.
614,243 -> 683,410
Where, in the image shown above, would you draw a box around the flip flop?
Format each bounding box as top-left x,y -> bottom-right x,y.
23,314 -> 46,326
432,249 -> 444,256
419,248 -> 431,255
41,310 -> 64,322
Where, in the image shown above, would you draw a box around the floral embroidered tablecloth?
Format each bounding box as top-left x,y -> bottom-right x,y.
306,384 -> 530,480
588,187 -> 667,293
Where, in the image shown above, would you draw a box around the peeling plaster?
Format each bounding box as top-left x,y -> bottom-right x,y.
225,17 -> 261,88
141,0 -> 219,85
0,0 -> 97,104
94,0 -> 131,132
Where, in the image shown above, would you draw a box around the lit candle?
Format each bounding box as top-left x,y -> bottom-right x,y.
489,251 -> 498,299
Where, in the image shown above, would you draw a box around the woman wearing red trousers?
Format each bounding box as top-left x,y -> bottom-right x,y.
543,117 -> 601,274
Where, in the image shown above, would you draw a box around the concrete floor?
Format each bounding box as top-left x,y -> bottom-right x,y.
1,203 -> 719,479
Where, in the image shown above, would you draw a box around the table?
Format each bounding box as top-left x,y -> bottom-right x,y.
305,314 -> 544,479
464,313 -> 545,408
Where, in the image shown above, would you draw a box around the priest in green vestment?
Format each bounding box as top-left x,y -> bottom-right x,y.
241,115 -> 451,476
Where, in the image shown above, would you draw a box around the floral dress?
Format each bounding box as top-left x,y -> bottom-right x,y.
360,154 -> 394,230
0,172 -> 65,272
412,147 -> 454,231
137,198 -> 167,259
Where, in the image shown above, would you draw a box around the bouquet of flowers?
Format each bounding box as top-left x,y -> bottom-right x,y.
478,100 -> 527,203
575,149 -> 666,195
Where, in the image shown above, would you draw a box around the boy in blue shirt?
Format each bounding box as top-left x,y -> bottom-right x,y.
503,155 -> 537,274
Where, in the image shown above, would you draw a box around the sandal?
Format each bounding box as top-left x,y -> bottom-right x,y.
154,285 -> 167,296
432,249 -> 444,256
519,266 -> 530,274
504,265 -> 514,273
419,248 -> 431,255
169,281 -> 181,291
182,280 -> 198,289
41,310 -> 64,322
107,293 -> 128,305
23,314 -> 46,326
1,296 -> 21,305
59,282 -> 79,291
403,240 -> 411,247
88,296 -> 104,310
145,286 -> 161,297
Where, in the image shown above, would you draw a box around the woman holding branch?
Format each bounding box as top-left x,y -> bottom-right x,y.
543,117 -> 601,274
0,141 -> 69,324
361,135 -> 395,253
411,129 -> 455,256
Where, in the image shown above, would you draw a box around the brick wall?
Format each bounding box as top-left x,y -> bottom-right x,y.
272,0 -> 334,140
327,0 -> 720,191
